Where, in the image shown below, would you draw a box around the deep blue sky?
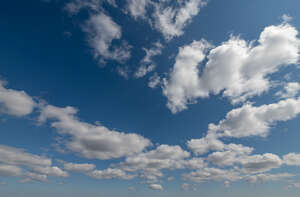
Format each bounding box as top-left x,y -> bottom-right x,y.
1,0 -> 300,196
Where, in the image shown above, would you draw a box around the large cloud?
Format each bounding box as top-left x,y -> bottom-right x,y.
39,105 -> 152,160
0,81 -> 35,116
188,97 -> 300,155
164,22 -> 300,113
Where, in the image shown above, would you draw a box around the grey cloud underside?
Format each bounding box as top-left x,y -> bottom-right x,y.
0,145 -> 68,182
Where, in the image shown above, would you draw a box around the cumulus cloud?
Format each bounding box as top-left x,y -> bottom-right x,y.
283,153 -> 300,166
239,153 -> 282,174
0,81 -> 36,116
245,173 -> 295,183
164,22 -> 300,113
39,105 -> 152,160
0,165 -> 22,177
188,97 -> 300,155
83,13 -> 131,63
152,0 -> 207,40
163,40 -> 212,113
63,162 -> 96,172
149,183 -> 163,191
0,145 -> 51,167
183,167 -> 241,183
125,0 -> 207,40
0,145 -> 68,182
119,144 -> 190,182
275,82 -> 300,99
88,168 -> 135,180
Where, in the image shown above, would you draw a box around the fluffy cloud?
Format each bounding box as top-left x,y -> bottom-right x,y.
135,42 -> 163,78
207,144 -> 254,166
32,166 -> 69,177
183,167 -> 241,183
239,153 -> 282,174
245,173 -> 294,183
125,0 -> 207,40
0,145 -> 51,167
164,22 -> 300,113
275,82 -> 300,99
0,145 -> 68,181
152,0 -> 207,40
88,168 -> 135,180
163,40 -> 212,113
39,105 -> 152,160
149,183 -> 163,191
63,162 -> 96,172
83,13 -> 131,63
188,97 -> 300,155
119,145 -> 190,182
0,165 -> 22,177
283,153 -> 300,166
125,0 -> 151,19
0,81 -> 35,116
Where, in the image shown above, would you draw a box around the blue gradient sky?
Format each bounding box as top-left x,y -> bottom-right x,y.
1,0 -> 300,196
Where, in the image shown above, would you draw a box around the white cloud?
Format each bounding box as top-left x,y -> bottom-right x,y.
64,0 -> 101,15
0,145 -> 68,181
83,13 -> 131,63
135,42 -> 163,78
0,145 -> 51,167
245,173 -> 294,183
125,0 -> 207,40
152,0 -> 207,40
207,144 -> 254,166
275,82 -> 300,99
0,165 -> 22,177
148,73 -> 161,89
207,97 -> 300,139
183,167 -> 241,183
135,65 -> 156,78
21,172 -> 48,183
63,162 -> 96,172
282,14 -> 293,23
32,166 -> 69,177
88,168 -> 135,180
149,183 -> 163,191
125,0 -> 151,19
163,40 -> 212,113
0,81 -> 35,116
239,153 -> 282,174
164,22 -> 300,113
119,145 -> 190,182
181,183 -> 191,191
39,105 -> 152,160
283,153 -> 300,166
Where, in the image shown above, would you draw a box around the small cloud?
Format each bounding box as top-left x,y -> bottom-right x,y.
128,186 -> 136,191
149,183 -> 163,191
282,14 -> 293,23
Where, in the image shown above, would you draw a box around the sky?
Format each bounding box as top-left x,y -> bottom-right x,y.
1,0 -> 300,196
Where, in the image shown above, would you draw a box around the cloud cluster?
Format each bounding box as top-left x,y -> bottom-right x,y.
0,145 -> 68,182
39,105 -> 152,160
188,97 -> 300,155
164,22 -> 300,113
